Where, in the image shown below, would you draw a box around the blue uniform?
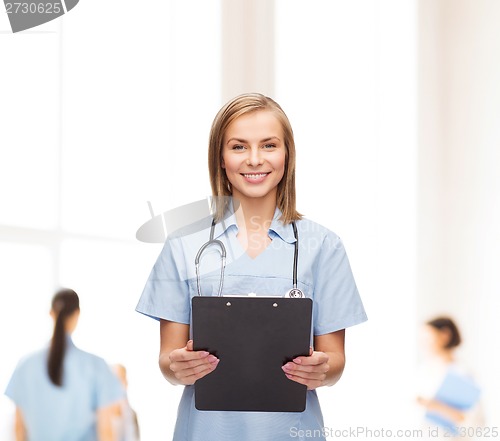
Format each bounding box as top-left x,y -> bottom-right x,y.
136,198 -> 367,441
5,336 -> 124,441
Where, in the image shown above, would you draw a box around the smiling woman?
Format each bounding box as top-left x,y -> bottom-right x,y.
136,93 -> 368,441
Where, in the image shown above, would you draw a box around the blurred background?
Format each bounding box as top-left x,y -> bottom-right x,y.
0,0 -> 498,439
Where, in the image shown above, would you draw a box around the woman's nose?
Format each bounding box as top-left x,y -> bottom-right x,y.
246,147 -> 263,166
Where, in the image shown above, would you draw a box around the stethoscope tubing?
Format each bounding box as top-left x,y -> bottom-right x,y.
195,217 -> 300,297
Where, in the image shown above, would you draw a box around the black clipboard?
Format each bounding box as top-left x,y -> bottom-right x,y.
192,296 -> 313,412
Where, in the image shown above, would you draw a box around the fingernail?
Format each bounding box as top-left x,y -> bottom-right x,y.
200,351 -> 209,357
293,358 -> 302,364
208,355 -> 217,363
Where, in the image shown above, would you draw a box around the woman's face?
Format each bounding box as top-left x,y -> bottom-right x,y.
222,110 -> 286,203
420,324 -> 451,355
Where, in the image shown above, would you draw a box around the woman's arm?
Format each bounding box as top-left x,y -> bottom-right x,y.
14,407 -> 27,441
96,404 -> 119,441
159,319 -> 219,385
282,329 -> 346,390
416,396 -> 466,424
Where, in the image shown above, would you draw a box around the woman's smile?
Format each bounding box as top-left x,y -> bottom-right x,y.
240,172 -> 271,183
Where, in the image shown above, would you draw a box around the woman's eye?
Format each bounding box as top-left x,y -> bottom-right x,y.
232,144 -> 245,150
263,144 -> 276,149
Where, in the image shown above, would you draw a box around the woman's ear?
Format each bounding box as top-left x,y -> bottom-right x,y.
221,159 -> 225,169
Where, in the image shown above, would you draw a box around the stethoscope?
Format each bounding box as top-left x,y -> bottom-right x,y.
195,218 -> 304,298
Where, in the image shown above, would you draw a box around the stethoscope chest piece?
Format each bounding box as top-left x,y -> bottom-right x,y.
284,288 -> 304,299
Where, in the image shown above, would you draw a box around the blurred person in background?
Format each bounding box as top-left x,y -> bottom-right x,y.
416,316 -> 485,440
4,288 -> 124,441
111,364 -> 140,441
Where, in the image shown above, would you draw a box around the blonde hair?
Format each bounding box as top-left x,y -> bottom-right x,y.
208,93 -> 303,224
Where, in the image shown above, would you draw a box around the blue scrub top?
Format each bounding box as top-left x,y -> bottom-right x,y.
136,198 -> 368,441
5,336 -> 124,441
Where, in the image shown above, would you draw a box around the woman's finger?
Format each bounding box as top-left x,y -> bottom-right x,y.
282,362 -> 329,375
177,359 -> 220,385
283,359 -> 329,373
169,348 -> 210,363
283,372 -> 322,390
171,355 -> 218,373
292,352 -> 329,366
283,367 -> 327,382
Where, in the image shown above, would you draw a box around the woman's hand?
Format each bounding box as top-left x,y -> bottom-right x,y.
159,320 -> 219,386
282,347 -> 330,390
282,330 -> 346,390
168,340 -> 219,385
416,396 -> 466,424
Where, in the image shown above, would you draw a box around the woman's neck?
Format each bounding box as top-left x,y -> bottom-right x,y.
232,191 -> 277,233
435,348 -> 454,364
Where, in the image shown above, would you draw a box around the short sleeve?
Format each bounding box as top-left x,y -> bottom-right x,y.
93,358 -> 125,409
135,236 -> 191,324
312,232 -> 367,335
4,359 -> 28,409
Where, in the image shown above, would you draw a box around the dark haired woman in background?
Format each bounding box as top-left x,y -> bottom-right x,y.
416,316 -> 485,440
4,289 -> 123,441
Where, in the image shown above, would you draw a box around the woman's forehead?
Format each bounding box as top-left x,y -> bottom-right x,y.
224,110 -> 283,141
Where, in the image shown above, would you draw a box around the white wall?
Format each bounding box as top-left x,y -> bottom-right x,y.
276,0 -> 417,433
418,0 -> 500,426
